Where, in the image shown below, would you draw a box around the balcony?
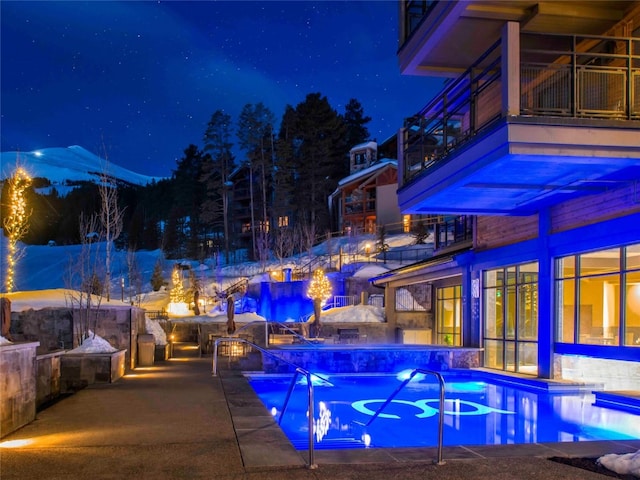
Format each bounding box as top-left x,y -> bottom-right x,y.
398,1 -> 632,75
434,215 -> 473,252
398,29 -> 640,216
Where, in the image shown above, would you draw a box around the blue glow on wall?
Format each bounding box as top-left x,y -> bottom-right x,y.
257,273 -> 345,322
258,281 -> 313,322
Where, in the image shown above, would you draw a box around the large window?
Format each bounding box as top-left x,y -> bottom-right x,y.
483,263 -> 538,374
556,243 -> 640,346
435,285 -> 461,345
395,283 -> 431,311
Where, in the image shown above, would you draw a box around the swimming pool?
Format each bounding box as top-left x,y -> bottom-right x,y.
246,370 -> 640,450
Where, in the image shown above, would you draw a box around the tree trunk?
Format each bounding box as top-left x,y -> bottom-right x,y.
311,298 -> 322,338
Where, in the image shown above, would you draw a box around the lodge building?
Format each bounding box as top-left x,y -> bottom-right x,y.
373,1 -> 640,388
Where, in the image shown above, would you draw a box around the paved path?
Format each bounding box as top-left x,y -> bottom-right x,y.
1,344 -> 638,479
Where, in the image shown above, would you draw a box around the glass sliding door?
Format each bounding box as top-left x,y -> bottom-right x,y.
483,262 -> 539,374
435,285 -> 462,345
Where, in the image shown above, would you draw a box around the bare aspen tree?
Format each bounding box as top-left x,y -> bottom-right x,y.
98,171 -> 124,301
256,228 -> 270,272
300,222 -> 317,258
272,227 -> 295,269
299,222 -> 317,276
325,230 -> 335,269
237,103 -> 275,261
65,212 -> 105,345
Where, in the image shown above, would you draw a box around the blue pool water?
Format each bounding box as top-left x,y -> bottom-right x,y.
246,370 -> 640,450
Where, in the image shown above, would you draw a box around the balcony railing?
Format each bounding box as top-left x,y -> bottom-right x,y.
434,215 -> 473,251
401,0 -> 437,45
401,32 -> 640,185
402,39 -> 502,184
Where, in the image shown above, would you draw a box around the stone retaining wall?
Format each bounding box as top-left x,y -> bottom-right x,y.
60,350 -> 126,393
11,307 -> 146,370
36,350 -> 63,408
0,342 -> 39,438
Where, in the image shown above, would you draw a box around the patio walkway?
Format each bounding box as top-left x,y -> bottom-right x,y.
1,343 -> 638,479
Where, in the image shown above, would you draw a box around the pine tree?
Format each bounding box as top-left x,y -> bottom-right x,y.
150,258 -> 165,291
272,105 -> 298,232
237,103 -> 276,261
343,98 -> 371,148
288,93 -> 348,233
172,145 -> 207,258
202,110 -> 235,263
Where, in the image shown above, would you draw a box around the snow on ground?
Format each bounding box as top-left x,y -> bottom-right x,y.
598,450 -> 640,477
319,305 -> 385,323
67,331 -> 117,353
352,264 -> 390,278
4,288 -> 145,312
3,232 -> 640,476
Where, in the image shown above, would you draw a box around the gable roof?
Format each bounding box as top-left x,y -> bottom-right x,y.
349,141 -> 378,153
337,159 -> 397,188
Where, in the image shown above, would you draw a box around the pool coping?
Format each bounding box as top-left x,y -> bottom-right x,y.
219,368 -> 640,470
593,390 -> 640,414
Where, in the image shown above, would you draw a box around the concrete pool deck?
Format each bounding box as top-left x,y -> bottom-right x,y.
2,343 -> 639,479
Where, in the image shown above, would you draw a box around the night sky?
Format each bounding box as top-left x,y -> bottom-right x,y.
1,1 -> 443,177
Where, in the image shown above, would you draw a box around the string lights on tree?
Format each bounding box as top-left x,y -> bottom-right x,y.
170,267 -> 185,303
3,167 -> 32,293
307,268 -> 332,338
167,266 -> 189,315
307,268 -> 332,302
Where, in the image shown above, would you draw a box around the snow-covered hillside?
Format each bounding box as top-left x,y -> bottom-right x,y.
0,232 -> 427,295
0,145 -> 163,188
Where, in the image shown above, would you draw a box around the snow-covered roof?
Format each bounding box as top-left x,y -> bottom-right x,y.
337,159 -> 397,188
349,141 -> 377,153
331,158 -> 398,196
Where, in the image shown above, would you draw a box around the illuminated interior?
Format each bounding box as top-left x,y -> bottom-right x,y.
556,243 -> 640,346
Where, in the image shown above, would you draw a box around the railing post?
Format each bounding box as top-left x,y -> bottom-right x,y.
501,22 -> 520,117
211,337 -> 327,469
627,37 -> 632,120
306,372 -> 318,469
362,368 -> 446,465
212,341 -> 219,376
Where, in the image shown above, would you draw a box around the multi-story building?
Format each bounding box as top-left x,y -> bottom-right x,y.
329,141 -> 403,235
374,1 -> 640,387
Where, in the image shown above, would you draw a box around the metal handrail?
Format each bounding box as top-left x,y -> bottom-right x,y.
359,368 -> 446,465
212,337 -> 330,469
271,321 -> 318,346
231,319 -> 318,347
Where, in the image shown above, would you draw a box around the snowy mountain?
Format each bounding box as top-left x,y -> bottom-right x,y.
0,145 -> 163,189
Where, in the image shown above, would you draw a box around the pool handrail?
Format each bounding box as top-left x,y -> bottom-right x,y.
212,336 -> 332,470
358,368 -> 446,465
